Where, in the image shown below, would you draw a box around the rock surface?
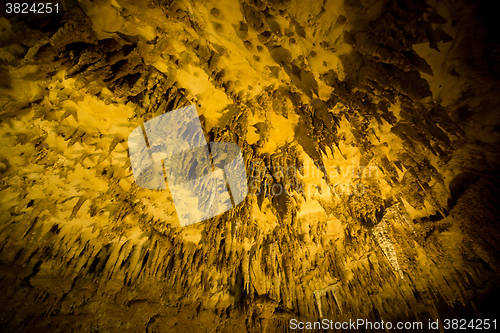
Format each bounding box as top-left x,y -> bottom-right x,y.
0,0 -> 499,331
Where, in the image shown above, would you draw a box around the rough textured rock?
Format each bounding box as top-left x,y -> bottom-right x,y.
0,0 -> 499,331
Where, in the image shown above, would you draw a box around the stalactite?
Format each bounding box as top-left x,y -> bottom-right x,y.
372,219 -> 404,279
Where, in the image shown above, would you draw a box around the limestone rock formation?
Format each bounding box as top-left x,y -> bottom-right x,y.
0,0 -> 499,331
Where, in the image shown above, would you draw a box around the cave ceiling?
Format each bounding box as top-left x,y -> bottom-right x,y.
1,0 -> 500,331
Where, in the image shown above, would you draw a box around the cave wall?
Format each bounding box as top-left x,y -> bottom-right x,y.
0,0 -> 499,331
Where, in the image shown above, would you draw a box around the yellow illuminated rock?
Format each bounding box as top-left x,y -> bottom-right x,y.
0,0 -> 499,331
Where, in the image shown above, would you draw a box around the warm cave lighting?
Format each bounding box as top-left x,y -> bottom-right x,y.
0,0 -> 499,331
